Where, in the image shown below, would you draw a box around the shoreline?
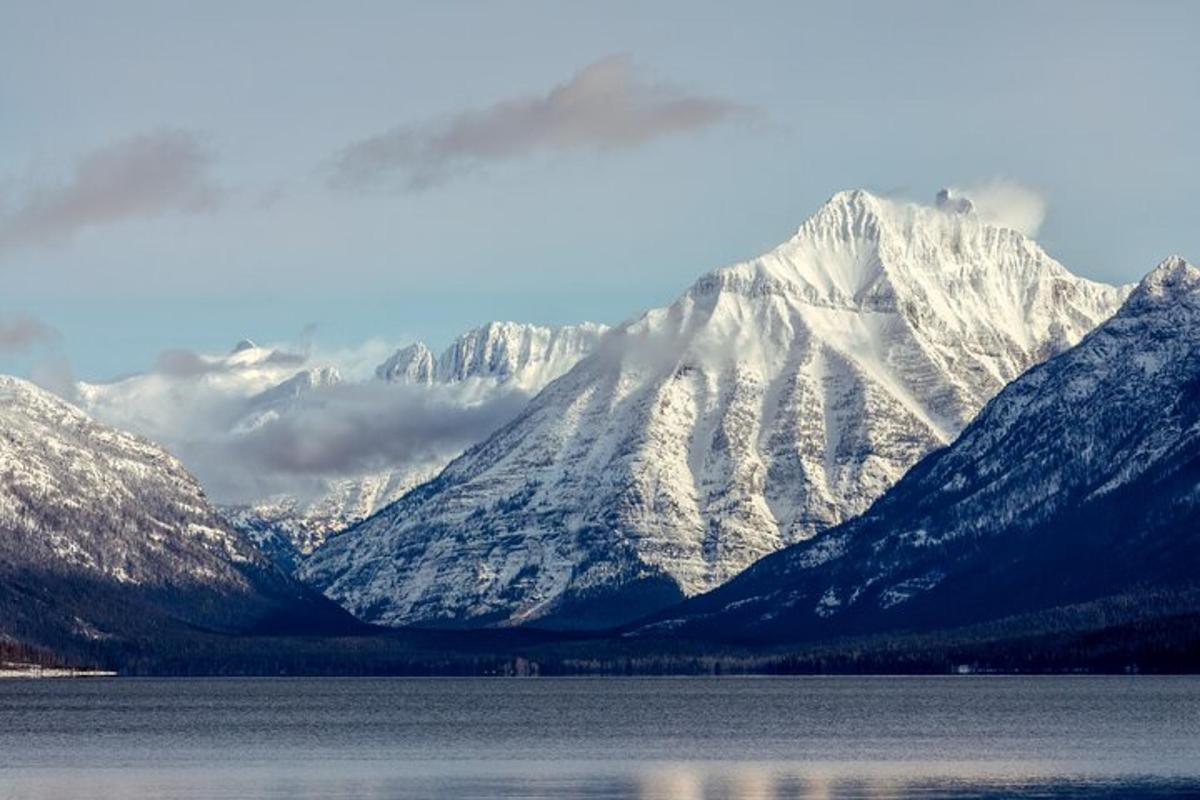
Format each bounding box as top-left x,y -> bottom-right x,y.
0,663 -> 118,679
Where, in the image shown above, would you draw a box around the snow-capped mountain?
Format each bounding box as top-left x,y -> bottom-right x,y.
641,257 -> 1200,644
377,321 -> 609,391
0,376 -> 350,650
76,339 -> 314,445
220,468 -> 442,572
77,324 -> 607,566
440,321 -> 608,388
376,342 -> 437,384
226,321 -> 608,560
300,189 -> 1129,629
234,366 -> 344,433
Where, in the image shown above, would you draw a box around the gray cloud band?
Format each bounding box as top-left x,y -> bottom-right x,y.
0,315 -> 58,353
0,130 -> 221,254
330,55 -> 746,190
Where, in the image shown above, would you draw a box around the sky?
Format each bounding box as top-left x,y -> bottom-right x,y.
2,0 -> 1198,381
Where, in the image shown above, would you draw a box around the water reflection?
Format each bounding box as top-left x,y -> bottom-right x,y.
5,765 -> 1199,800
3,676 -> 1197,799
722,768 -> 779,800
640,766 -> 706,800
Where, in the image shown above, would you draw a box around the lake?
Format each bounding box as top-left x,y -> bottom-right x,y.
0,676 -> 1197,799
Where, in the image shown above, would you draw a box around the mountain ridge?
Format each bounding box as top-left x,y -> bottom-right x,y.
0,375 -> 354,656
636,256 -> 1199,644
75,321 -> 607,565
301,189 -> 1129,629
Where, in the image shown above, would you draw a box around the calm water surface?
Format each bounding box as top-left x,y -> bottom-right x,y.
1,676 -> 1198,799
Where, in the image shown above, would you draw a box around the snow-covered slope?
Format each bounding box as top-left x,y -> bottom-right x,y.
301,189 -> 1129,629
376,321 -> 608,392
0,376 -> 350,648
376,342 -> 436,384
432,322 -> 608,389
234,366 -> 344,434
1,375 -> 257,588
220,468 -> 442,572
643,256 -> 1200,643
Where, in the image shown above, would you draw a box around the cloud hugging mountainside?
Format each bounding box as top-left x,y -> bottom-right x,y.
76,322 -> 609,570
301,190 -> 1129,630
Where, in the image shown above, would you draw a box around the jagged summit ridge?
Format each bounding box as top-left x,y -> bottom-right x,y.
1126,255 -> 1198,310
376,342 -> 436,384
376,321 -> 610,390
301,190 -> 1129,629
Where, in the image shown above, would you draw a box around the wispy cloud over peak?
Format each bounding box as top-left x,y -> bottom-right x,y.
330,55 -> 747,190
950,179 -> 1048,238
0,130 -> 222,255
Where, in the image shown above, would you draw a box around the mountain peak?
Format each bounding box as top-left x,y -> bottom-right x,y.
797,189 -> 887,238
232,338 -> 258,353
436,321 -> 609,386
0,375 -> 88,423
643,246 -> 1200,645
1143,254 -> 1197,291
935,187 -> 975,214
1125,256 -> 1199,313
376,342 -> 436,384
303,193 -> 1127,630
826,187 -> 881,208
786,186 -> 1041,265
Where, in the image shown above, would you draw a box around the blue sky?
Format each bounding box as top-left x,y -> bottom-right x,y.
2,0 -> 1197,380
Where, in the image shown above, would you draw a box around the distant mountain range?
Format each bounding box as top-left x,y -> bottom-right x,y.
301,190 -> 1128,629
6,189 -> 1195,675
637,256 -> 1200,645
76,321 -> 607,567
377,321 -> 609,390
0,376 -> 353,658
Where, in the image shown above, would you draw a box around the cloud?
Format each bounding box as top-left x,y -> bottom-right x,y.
30,356 -> 79,403
330,55 -> 746,190
223,382 -> 528,480
951,179 -> 1048,237
0,314 -> 58,353
0,130 -> 221,253
153,348 -> 225,378
77,340 -> 531,506
152,345 -> 307,378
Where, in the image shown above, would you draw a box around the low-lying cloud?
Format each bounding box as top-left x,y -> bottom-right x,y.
330,55 -> 745,190
0,130 -> 221,254
225,382 -> 528,479
77,342 -> 533,506
0,314 -> 58,353
152,346 -> 306,378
